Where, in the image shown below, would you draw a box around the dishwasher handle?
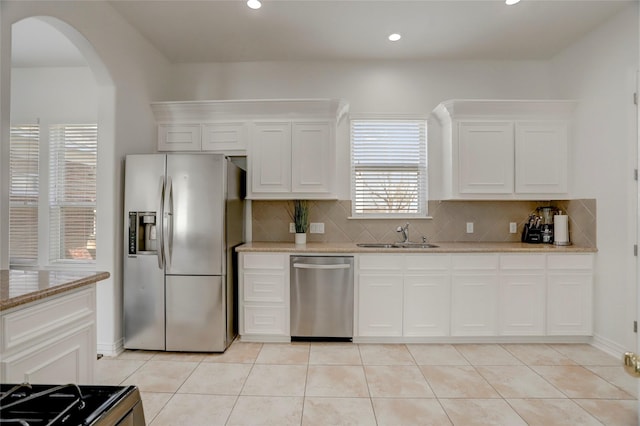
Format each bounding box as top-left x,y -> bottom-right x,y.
292,263 -> 351,270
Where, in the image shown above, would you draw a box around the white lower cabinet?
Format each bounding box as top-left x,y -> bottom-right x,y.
358,255 -> 403,337
239,251 -> 594,342
403,255 -> 451,337
546,254 -> 594,335
357,252 -> 593,340
358,254 -> 451,338
0,286 -> 96,384
239,253 -> 289,339
450,254 -> 499,336
498,254 -> 546,336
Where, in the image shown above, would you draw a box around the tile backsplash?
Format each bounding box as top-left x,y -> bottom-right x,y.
251,199 -> 596,247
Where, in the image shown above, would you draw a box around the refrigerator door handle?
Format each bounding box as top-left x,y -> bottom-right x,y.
164,176 -> 174,268
157,176 -> 165,269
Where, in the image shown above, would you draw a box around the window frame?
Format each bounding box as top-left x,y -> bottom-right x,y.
7,122 -> 98,268
349,115 -> 428,219
48,123 -> 98,265
8,124 -> 40,266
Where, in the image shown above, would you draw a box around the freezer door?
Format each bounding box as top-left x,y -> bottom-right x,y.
165,154 -> 225,275
166,275 -> 226,352
123,254 -> 165,350
123,154 -> 166,351
124,154 -> 166,212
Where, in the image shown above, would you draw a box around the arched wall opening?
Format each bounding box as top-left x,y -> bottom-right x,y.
9,15 -> 118,353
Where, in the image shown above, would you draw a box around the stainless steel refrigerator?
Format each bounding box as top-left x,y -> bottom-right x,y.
123,154 -> 245,352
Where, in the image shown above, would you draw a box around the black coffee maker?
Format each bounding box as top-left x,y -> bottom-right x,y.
522,206 -> 557,244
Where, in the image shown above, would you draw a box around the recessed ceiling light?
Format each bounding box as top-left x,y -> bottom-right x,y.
505,0 -> 521,5
388,33 -> 402,42
247,0 -> 262,10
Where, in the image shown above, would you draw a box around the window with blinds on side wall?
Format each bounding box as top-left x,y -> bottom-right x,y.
350,119 -> 427,217
49,124 -> 98,263
9,125 -> 40,265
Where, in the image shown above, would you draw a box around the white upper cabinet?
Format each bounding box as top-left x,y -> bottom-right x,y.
248,120 -> 335,199
152,99 -> 347,199
250,122 -> 293,194
515,121 -> 568,194
201,122 -> 248,152
158,124 -> 202,152
458,121 -> 514,194
432,99 -> 576,200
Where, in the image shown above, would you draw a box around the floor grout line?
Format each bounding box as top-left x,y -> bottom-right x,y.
101,342 -> 634,425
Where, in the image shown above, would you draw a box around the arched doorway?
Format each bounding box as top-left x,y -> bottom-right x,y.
10,16 -> 117,354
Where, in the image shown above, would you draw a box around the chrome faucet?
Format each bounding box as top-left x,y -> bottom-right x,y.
396,223 -> 410,243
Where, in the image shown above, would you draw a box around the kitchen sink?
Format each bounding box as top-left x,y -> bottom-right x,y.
396,242 -> 439,248
356,243 -> 398,248
356,242 -> 439,249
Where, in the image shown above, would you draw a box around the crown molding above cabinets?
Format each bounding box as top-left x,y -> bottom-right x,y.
151,99 -> 349,200
431,99 -> 577,201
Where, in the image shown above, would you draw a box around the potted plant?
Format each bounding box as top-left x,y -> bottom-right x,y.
290,200 -> 309,245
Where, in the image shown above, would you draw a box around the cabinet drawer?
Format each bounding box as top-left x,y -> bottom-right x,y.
243,305 -> 287,335
452,254 -> 499,271
359,254 -> 403,271
2,287 -> 95,352
243,253 -> 286,270
547,254 -> 593,270
243,273 -> 285,302
405,254 -> 450,272
500,254 -> 545,270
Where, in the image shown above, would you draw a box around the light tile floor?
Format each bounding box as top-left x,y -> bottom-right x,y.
96,341 -> 638,425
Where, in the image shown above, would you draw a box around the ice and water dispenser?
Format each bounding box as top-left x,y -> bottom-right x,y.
128,212 -> 158,254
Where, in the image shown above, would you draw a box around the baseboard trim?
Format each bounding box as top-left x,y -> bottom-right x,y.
591,333 -> 630,359
97,338 -> 124,357
239,335 -> 291,343
352,335 -> 592,344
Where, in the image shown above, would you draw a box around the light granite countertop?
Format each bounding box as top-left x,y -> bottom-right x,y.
236,241 -> 597,254
0,269 -> 110,311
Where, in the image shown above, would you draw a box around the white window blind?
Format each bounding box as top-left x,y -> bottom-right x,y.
49,124 -> 97,263
351,119 -> 427,217
9,125 -> 40,265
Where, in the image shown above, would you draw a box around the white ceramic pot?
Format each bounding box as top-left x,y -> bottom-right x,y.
295,233 -> 307,245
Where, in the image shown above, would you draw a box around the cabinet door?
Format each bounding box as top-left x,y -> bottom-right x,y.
291,122 -> 333,194
515,122 -> 568,194
202,122 -> 248,153
249,122 -> 292,194
1,324 -> 95,384
498,254 -> 546,336
451,274 -> 498,336
404,274 -> 450,336
458,121 -> 514,194
499,273 -> 545,335
547,273 -> 593,335
358,274 -> 403,337
158,124 -> 201,151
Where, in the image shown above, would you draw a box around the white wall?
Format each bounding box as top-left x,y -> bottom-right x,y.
11,67 -> 97,123
550,4 -> 639,354
1,1 -> 171,355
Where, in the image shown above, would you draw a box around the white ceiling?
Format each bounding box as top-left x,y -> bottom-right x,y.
11,0 -> 634,67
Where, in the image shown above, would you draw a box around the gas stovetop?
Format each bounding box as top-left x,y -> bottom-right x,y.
0,383 -> 144,425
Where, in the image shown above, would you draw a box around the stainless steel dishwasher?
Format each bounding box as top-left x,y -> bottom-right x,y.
290,256 -> 354,340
